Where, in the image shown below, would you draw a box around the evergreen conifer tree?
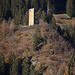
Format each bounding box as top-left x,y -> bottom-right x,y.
0,53 -> 5,75
40,0 -> 47,12
25,0 -> 31,10
22,57 -> 30,75
41,11 -> 46,21
31,0 -> 38,11
36,8 -> 42,23
0,0 -> 2,18
45,0 -> 55,23
30,65 -> 41,75
66,0 -> 75,17
36,8 -> 42,20
23,11 -> 29,25
33,28 -> 42,51
9,52 -> 16,74
11,58 -> 18,75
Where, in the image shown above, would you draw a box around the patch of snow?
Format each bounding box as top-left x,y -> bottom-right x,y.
21,26 -> 28,27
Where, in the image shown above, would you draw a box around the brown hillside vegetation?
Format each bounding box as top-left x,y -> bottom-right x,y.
53,14 -> 75,28
0,21 -> 74,75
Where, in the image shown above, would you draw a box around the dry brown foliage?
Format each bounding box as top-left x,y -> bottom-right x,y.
0,22 -> 74,74
10,19 -> 15,34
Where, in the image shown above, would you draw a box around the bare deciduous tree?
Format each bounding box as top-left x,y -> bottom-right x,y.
10,19 -> 15,35
1,20 -> 9,40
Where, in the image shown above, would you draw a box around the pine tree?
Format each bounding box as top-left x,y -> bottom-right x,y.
12,58 -> 18,75
1,0 -> 6,17
31,0 -> 38,11
30,65 -> 41,75
51,17 -> 57,30
5,0 -> 10,19
16,0 -> 22,24
36,28 -> 42,44
14,8 -> 22,25
45,0 -> 55,23
30,65 -> 35,75
33,32 -> 38,51
37,0 -> 41,9
40,0 -> 47,12
23,11 -> 29,25
33,28 -> 42,51
0,0 -> 10,19
22,57 -> 30,75
0,0 -> 2,18
9,52 -> 16,74
0,53 -> 5,75
45,9 -> 53,23
25,0 -> 29,9
40,0 -> 44,11
66,0 -> 75,17
11,0 -> 25,25
68,55 -> 75,75
36,8 -> 42,23
1,20 -> 7,39
11,0 -> 17,17
25,0 -> 31,10
41,11 -> 46,20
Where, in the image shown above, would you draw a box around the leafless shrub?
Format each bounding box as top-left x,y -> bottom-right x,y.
0,20 -> 9,39
57,62 -> 66,75
10,19 -> 15,34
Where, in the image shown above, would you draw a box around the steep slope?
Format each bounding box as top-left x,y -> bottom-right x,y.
0,22 -> 74,75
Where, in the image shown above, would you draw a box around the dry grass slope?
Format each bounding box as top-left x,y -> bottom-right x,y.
0,21 -> 74,74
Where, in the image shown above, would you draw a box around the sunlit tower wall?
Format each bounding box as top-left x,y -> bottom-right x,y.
29,8 -> 35,26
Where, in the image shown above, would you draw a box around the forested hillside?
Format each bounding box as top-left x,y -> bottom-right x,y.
0,0 -> 75,75
0,22 -> 75,75
0,0 -> 75,25
0,0 -> 55,25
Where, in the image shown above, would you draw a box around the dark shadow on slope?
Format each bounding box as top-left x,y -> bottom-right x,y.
4,10 -> 13,21
55,0 -> 66,14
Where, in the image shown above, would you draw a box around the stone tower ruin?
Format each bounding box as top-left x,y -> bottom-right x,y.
29,8 -> 35,26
